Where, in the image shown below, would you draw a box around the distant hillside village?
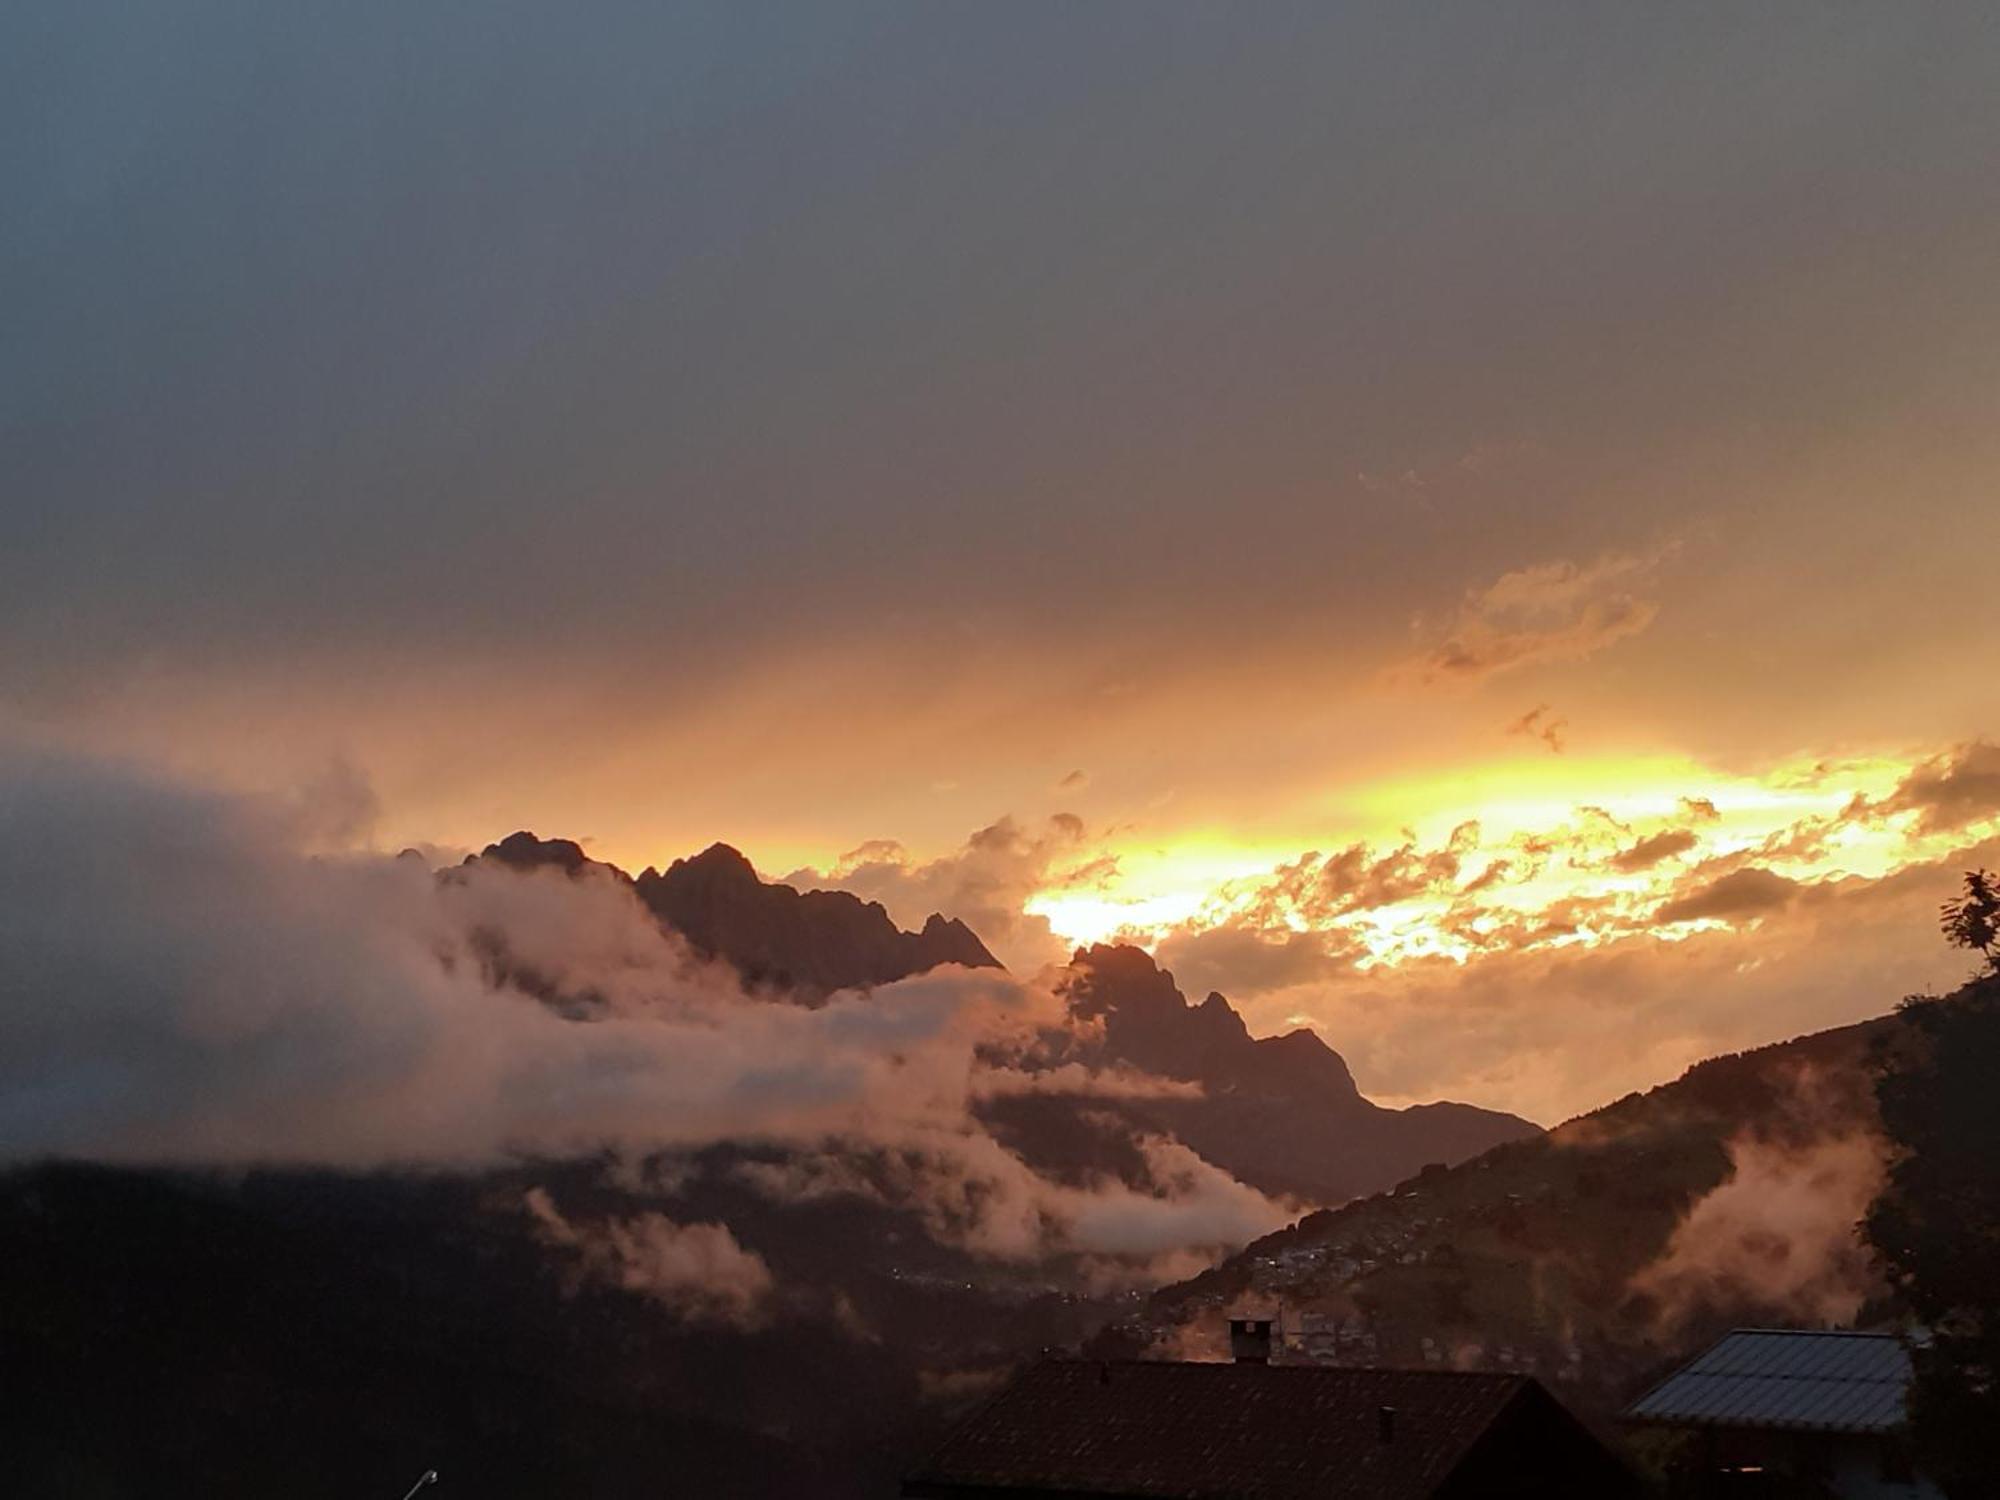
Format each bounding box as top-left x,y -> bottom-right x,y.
904,1317 -> 1942,1499
1166,1176 -> 1576,1377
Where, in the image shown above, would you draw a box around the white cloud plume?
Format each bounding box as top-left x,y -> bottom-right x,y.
1629,1131 -> 1887,1332
525,1187 -> 776,1328
729,1128 -> 1287,1272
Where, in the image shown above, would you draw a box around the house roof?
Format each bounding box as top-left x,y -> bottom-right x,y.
1624,1329 -> 1913,1435
902,1360 -> 1538,1500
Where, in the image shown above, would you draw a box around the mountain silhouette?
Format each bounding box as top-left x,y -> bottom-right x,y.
1032,945 -> 1540,1203
636,842 -> 998,998
1,815 -> 1938,1500
469,832 -> 999,1001
466,836 -> 1535,1196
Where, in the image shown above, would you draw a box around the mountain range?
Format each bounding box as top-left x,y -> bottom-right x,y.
476,831 -> 999,997
1046,942 -> 1538,1202
0,828 -> 1914,1496
465,832 -> 1539,1202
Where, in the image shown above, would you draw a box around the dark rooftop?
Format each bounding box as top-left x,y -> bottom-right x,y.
904,1360 -> 1555,1500
1624,1329 -> 1913,1435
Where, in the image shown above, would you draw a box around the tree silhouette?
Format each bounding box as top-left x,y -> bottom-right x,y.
1939,869 -> 2000,971
1862,885 -> 2000,1496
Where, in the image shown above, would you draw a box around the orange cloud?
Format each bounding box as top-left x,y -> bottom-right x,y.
789,814 -> 1115,972
1409,549 -> 1673,684
1610,827 -> 1700,873
1507,704 -> 1569,753
1656,867 -> 1801,924
1849,740 -> 2000,834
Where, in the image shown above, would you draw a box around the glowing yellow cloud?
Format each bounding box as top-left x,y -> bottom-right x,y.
1021,748 -> 1988,969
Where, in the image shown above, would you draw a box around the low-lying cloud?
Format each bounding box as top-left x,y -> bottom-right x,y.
1629,1130 -> 1887,1333
726,1127 -> 1286,1272
525,1187 -> 776,1328
0,748 -> 1284,1276
1655,866 -> 1800,924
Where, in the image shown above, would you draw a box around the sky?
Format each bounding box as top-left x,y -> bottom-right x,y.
7,4 -> 2000,1125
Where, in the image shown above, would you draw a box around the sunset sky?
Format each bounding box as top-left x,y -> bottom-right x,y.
8,5 -> 1999,1124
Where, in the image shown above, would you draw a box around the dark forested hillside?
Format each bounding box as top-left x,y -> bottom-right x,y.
0,1156 -> 1118,1499
1096,1011 -> 1903,1417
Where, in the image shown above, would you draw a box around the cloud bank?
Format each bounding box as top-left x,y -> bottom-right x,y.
1139,744 -> 2000,1122
0,749 -> 1286,1272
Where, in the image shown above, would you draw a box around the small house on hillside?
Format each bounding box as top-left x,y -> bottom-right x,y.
903,1321 -> 1637,1499
1624,1328 -> 1940,1498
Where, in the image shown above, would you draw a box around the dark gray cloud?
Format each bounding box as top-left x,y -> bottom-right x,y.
1656,867 -> 1801,925
1856,741 -> 2000,834
5,3 -> 1998,727
0,744 -> 1026,1164
1610,827 -> 1699,873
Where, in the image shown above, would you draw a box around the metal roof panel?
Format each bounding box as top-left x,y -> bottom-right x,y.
1625,1331 -> 1911,1434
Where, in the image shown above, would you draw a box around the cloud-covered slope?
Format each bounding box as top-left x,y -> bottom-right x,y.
1109,1004 -> 1905,1414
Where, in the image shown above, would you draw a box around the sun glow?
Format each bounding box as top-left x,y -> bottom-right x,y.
1025,837 -> 1288,949
1022,749 -> 1982,968
1023,891 -> 1207,949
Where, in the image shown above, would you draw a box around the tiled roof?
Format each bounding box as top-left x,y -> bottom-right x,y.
1624,1329 -> 1912,1434
903,1360 -> 1533,1500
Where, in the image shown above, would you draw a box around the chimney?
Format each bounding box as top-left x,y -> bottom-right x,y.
1228,1317 -> 1274,1365
1378,1405 -> 1397,1444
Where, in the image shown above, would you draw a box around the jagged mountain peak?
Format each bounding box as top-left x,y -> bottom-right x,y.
463,830 -> 1000,999
457,840 -> 1530,1203
632,841 -> 1002,999
1014,940 -> 1538,1203
1062,943 -> 1351,1099
921,912 -> 985,944
669,841 -> 761,881
474,830 -> 603,876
